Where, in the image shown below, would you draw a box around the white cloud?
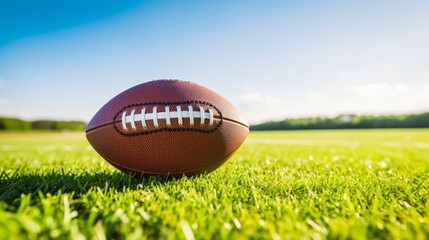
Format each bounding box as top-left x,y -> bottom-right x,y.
236,82 -> 429,124
237,92 -> 282,124
0,98 -> 9,106
0,98 -> 35,119
262,81 -> 429,121
346,82 -> 410,97
305,92 -> 329,100
299,82 -> 429,117
238,92 -> 280,107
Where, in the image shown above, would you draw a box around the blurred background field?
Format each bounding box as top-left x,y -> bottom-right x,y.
1,129 -> 428,239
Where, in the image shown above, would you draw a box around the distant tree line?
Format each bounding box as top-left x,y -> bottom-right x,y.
250,112 -> 429,131
0,117 -> 86,131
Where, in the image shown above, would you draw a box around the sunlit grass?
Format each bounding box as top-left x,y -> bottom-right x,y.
1,129 -> 429,239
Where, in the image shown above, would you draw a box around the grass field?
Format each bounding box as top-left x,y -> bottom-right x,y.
1,129 -> 428,239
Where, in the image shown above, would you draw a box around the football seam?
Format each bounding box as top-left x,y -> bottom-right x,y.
112,100 -> 223,137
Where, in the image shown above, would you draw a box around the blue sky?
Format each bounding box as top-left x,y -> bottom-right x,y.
1,0 -> 428,124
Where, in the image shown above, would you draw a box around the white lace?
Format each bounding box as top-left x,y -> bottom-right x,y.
122,105 -> 215,130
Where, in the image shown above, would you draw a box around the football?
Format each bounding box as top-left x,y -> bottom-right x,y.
85,80 -> 249,177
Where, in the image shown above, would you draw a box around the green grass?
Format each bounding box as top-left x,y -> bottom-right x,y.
1,129 -> 429,239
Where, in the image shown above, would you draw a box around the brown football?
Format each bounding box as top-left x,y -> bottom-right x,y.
85,80 -> 249,177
